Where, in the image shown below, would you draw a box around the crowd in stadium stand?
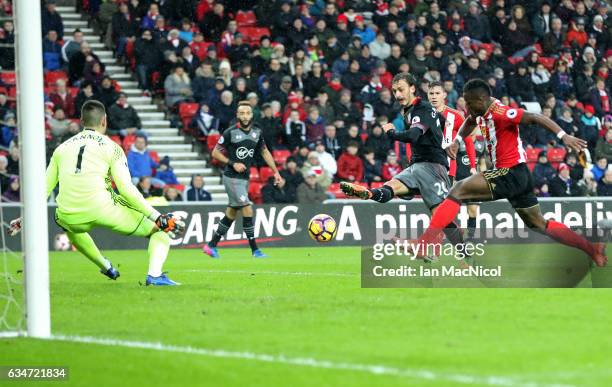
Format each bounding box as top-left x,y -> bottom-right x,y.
1,0 -> 612,202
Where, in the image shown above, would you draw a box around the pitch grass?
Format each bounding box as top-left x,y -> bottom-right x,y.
2,247 -> 612,387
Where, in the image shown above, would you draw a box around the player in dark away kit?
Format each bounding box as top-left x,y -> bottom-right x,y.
203,101 -> 281,258
340,73 -> 464,245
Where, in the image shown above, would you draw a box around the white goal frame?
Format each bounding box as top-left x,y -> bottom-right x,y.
14,0 -> 51,338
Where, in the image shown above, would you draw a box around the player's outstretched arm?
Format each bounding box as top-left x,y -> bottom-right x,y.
521,111 -> 587,153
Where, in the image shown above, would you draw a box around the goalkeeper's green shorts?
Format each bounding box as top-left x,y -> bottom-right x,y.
55,198 -> 156,237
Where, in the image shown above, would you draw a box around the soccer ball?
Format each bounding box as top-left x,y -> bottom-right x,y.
54,233 -> 71,251
308,214 -> 337,242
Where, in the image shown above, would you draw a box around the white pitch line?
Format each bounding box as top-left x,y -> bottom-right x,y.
184,269 -> 358,277
44,334 -> 570,387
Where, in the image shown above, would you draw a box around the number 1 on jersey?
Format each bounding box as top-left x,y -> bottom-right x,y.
75,145 -> 86,173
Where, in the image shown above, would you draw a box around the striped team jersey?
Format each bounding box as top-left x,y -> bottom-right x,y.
475,99 -> 527,169
440,106 -> 476,177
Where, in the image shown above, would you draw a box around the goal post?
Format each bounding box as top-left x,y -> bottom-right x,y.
14,0 -> 51,338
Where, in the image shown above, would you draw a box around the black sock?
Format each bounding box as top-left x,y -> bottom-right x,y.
467,216 -> 477,238
443,221 -> 464,245
243,217 -> 258,251
370,185 -> 394,203
209,216 -> 234,247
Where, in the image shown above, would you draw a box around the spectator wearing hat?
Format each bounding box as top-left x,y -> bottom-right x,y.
42,0 -> 64,39
134,29 -> 162,92
579,105 -> 601,151
301,152 -> 332,189
352,15 -> 375,45
108,93 -> 142,137
155,156 -> 179,185
532,151 -> 556,186
190,103 -> 219,137
333,13 -> 351,48
597,169 -> 612,196
297,170 -> 327,204
565,18 -> 588,47
337,141 -> 363,183
262,175 -> 296,204
550,163 -> 580,197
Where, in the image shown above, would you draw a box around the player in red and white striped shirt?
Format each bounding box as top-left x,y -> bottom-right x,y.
427,81 -> 480,238
418,79 -> 607,266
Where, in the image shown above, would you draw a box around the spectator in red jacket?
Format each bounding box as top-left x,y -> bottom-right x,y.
49,79 -> 75,118
337,141 -> 363,182
565,18 -> 588,47
381,151 -> 402,181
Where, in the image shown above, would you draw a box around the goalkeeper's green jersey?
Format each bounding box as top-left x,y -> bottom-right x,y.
46,129 -> 157,224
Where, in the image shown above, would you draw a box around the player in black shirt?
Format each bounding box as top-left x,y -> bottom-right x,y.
203,101 -> 281,259
341,73 -> 464,244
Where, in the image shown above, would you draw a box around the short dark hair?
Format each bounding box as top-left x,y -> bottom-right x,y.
392,72 -> 417,87
237,100 -> 252,109
81,100 -> 106,128
463,79 -> 491,97
428,80 -> 443,89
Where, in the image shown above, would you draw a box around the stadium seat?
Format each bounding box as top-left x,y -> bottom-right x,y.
272,149 -> 291,165
207,133 -> 221,151
109,135 -> 122,146
370,181 -> 385,189
508,57 -> 524,65
249,167 -> 260,181
238,27 -> 271,46
360,133 -> 368,142
527,161 -> 536,171
0,71 -> 16,85
236,10 -> 257,27
69,87 -> 79,98
248,182 -> 264,204
259,167 -> 274,183
190,41 -> 215,61
538,57 -> 556,71
547,148 -> 566,163
328,183 -> 347,199
149,150 -> 160,164
44,70 -> 68,86
122,134 -> 137,153
526,147 -> 540,163
179,102 -> 199,119
479,43 -> 495,57
166,183 -> 185,193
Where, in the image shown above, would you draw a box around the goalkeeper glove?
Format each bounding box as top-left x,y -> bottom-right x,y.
8,217 -> 22,236
155,213 -> 185,238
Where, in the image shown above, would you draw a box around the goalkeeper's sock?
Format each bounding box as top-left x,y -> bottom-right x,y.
545,220 -> 594,257
243,217 -> 258,252
209,216 -> 234,247
148,231 -> 170,277
67,232 -> 110,270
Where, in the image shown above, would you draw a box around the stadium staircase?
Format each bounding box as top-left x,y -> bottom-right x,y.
56,5 -> 228,201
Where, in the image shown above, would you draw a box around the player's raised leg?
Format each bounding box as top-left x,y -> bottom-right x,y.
66,231 -> 119,280
515,205 -> 608,267
419,172 -> 494,245
203,207 -> 237,258
340,178 -> 407,202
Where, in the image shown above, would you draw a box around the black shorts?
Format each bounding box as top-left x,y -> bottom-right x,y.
482,163 -> 538,209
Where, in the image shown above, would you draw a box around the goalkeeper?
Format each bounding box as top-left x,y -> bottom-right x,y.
10,100 -> 184,286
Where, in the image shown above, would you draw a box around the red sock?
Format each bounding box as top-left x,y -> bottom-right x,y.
420,197 -> 461,244
545,220 -> 594,257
